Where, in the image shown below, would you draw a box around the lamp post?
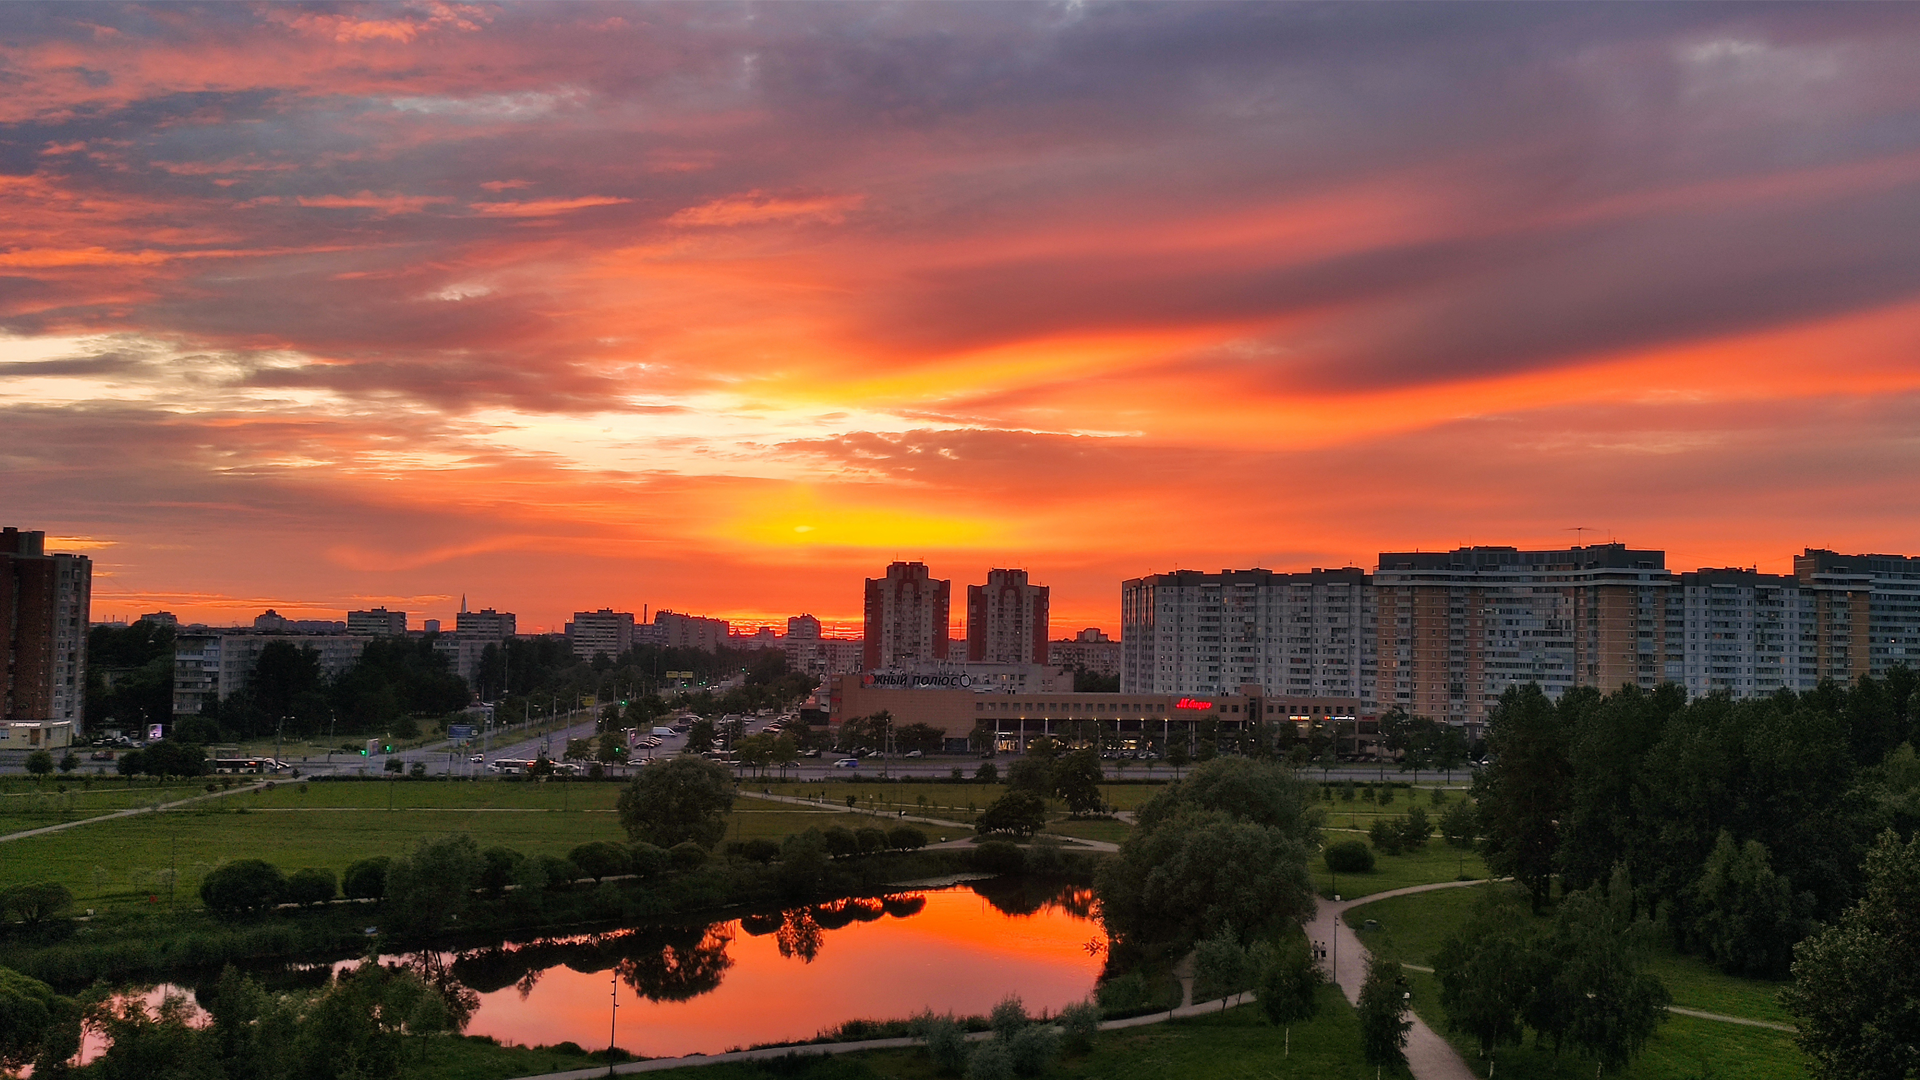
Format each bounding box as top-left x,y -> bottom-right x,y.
607,971 -> 620,1077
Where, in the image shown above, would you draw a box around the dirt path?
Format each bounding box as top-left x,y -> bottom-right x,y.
0,782 -> 270,843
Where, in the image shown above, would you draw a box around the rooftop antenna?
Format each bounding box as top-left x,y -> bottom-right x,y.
1566,526 -> 1592,548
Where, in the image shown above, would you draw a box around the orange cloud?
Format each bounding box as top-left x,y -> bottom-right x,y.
469,196 -> 632,217
666,192 -> 865,228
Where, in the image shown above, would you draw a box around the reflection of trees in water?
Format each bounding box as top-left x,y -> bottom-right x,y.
775,910 -> 824,962
395,950 -> 481,1030
618,925 -> 734,1003
969,879 -> 1096,919
445,889 -> 936,995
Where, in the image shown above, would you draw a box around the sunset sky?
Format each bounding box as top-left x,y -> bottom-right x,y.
5,2 -> 1920,635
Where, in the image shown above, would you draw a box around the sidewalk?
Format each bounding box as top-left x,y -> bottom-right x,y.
1306,879 -> 1490,1080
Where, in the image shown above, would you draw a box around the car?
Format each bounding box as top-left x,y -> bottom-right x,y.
905,750 -> 923,758
470,754 -> 484,763
802,748 -> 820,758
834,758 -> 860,769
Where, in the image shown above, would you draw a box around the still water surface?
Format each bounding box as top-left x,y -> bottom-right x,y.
448,882 -> 1104,1056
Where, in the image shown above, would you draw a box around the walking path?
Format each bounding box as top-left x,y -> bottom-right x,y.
0,781 -> 270,843
1307,879 -> 1491,1080
733,789 -> 1121,853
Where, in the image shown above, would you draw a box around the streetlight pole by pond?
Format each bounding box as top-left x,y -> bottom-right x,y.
608,971 -> 619,1077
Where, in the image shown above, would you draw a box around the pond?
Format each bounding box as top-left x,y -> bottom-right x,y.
97,879 -> 1107,1062
445,880 -> 1105,1056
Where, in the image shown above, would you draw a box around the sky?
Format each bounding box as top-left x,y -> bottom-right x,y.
4,2 -> 1920,636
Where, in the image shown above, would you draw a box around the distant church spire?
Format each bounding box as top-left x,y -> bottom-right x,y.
461,594 -> 468,614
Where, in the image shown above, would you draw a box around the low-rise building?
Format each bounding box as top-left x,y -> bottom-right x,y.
347,607 -> 408,636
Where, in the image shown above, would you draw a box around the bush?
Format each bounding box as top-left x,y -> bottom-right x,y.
1057,999 -> 1100,1053
855,827 -> 889,855
888,825 -> 928,851
1324,840 -> 1375,873
667,841 -> 707,872
628,842 -> 669,878
200,859 -> 286,916
342,857 -> 390,901
912,1011 -> 971,1076
823,827 -> 860,859
974,841 -> 1026,875
1005,1023 -> 1059,1076
966,1040 -> 1012,1080
1379,784 -> 1395,806
538,854 -> 580,889
568,841 -> 632,882
1341,780 -> 1356,801
479,846 -> 526,896
976,792 -> 1046,838
738,837 -> 781,864
283,867 -> 337,906
975,762 -> 998,782
988,994 -> 1027,1038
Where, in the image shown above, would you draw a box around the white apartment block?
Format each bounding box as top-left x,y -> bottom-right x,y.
172,632 -> 370,715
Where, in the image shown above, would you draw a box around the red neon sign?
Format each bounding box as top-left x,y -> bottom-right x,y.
1174,698 -> 1212,711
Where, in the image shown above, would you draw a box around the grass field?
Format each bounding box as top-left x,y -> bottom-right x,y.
1345,885 -> 1808,1079
1311,841 -> 1489,900
0,780 -> 919,913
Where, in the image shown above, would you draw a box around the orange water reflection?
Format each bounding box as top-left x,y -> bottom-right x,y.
453,884 -> 1104,1056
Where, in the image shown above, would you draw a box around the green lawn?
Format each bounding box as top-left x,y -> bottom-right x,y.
1345,886 -> 1808,1080
1045,818 -> 1132,845
1312,841 -> 1488,900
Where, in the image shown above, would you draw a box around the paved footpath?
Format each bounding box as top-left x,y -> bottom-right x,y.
1306,879 -> 1492,1080
733,789 -> 1121,853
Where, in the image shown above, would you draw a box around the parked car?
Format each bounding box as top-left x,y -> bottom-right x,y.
905,750 -> 923,758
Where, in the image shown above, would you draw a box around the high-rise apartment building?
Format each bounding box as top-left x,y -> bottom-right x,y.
967,569 -> 1050,664
1120,567 -> 1374,705
1374,544 -> 1670,730
1676,569 -> 1815,698
1793,549 -> 1920,679
567,609 -> 635,660
455,607 -> 516,641
863,561 -> 951,670
347,607 -> 408,636
787,614 -> 822,640
1,528 -> 91,734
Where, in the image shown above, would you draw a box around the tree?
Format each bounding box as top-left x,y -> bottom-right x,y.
57,751 -> 77,774
199,860 -> 286,917
1193,926 -> 1252,1009
616,754 -> 735,849
1004,756 -> 1054,797
342,856 -> 391,901
976,792 -> 1047,838
1433,887 -> 1535,1063
382,834 -> 483,938
1251,936 -> 1323,1056
1473,684 -> 1571,912
1690,831 -> 1813,977
1096,810 -> 1316,950
0,966 -> 78,1075
1783,829 -> 1920,1080
685,718 -> 717,755
284,867 -> 338,907
140,739 -> 208,778
23,750 -> 52,778
1356,955 -> 1412,1074
1053,749 -> 1105,815
1541,875 -> 1670,1073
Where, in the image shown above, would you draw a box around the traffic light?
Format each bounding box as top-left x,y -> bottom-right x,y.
384,744 -> 393,754
360,748 -> 368,756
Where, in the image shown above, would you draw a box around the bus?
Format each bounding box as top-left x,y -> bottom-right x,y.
211,757 -> 287,774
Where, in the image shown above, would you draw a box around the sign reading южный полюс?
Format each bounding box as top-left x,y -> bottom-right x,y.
863,671 -> 975,689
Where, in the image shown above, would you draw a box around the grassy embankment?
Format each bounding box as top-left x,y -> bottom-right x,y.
392,983 -> 1384,1080
1347,884 -> 1806,1080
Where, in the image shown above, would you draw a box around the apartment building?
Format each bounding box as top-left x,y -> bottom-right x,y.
966,568 -> 1050,665
863,561 -> 951,670
173,632 -> 369,715
1120,567 -> 1374,709
1048,628 -> 1122,677
1676,569 -> 1815,698
1794,549 -> 1920,680
567,609 -> 635,661
1,528 -> 91,733
347,607 -> 408,636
